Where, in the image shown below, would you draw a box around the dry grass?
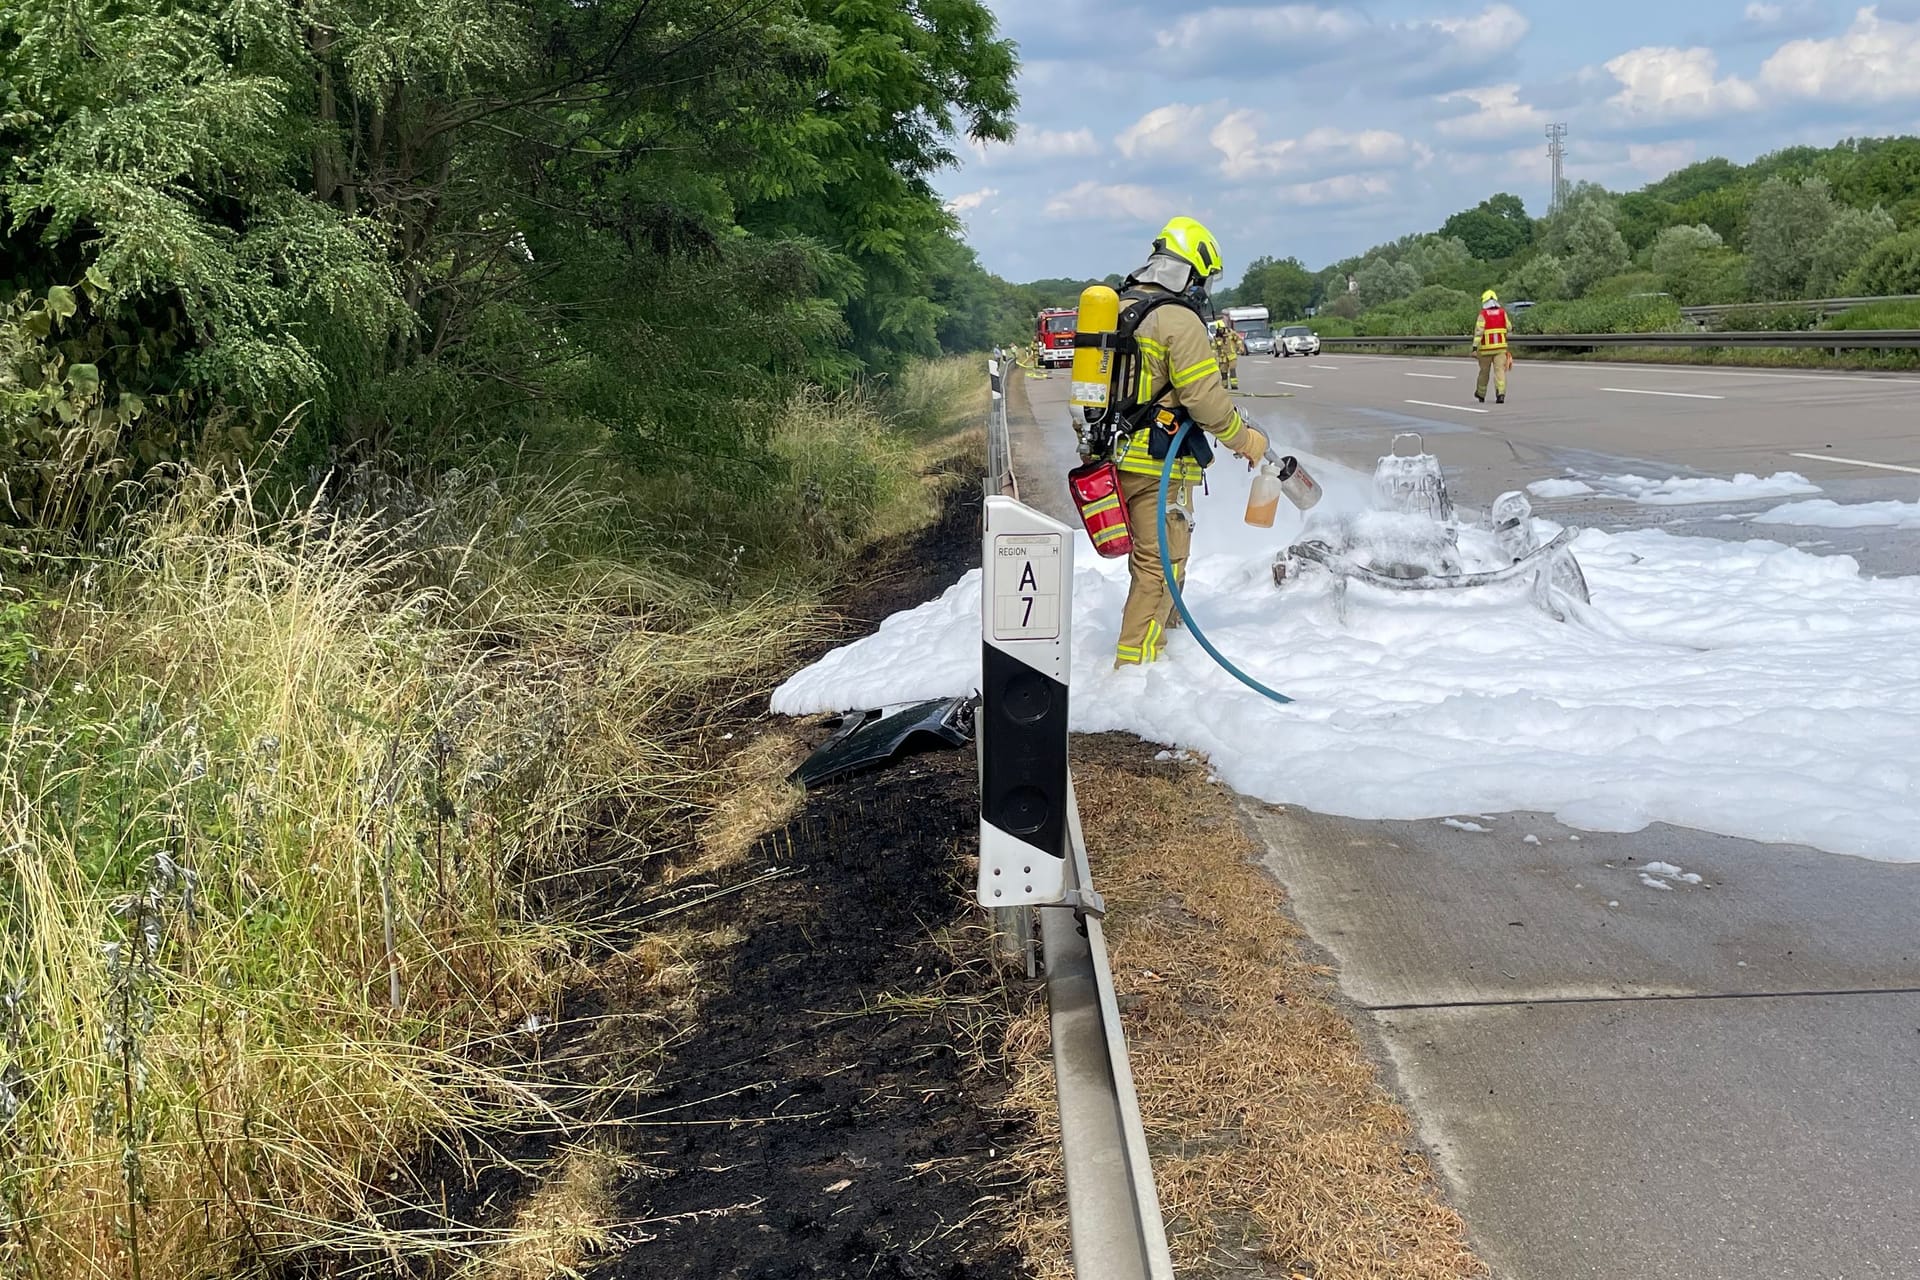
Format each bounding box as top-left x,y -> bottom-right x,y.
464,1145 -> 628,1280
0,362 -> 983,1280
1002,738 -> 1485,1280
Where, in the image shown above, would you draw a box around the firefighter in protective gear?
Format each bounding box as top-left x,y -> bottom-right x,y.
1212,320 -> 1245,390
1109,217 -> 1270,667
1473,288 -> 1512,403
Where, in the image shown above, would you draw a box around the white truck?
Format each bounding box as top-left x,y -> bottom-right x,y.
1222,304 -> 1269,339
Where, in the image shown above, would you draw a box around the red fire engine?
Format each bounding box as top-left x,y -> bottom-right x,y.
1035,308 -> 1076,369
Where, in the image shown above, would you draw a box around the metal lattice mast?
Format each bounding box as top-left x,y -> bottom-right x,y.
1546,123 -> 1568,214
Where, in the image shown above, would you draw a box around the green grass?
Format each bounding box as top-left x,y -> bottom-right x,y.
0,361 -> 978,1280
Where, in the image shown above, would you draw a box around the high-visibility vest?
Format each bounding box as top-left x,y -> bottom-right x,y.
1478,306 -> 1509,351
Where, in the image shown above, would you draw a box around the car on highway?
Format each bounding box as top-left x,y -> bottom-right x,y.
1277,325 -> 1320,357
1244,329 -> 1275,355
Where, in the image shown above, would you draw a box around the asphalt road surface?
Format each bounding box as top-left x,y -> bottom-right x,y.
1009,358 -> 1920,1280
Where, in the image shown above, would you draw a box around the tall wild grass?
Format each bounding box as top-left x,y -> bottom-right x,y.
0,361 -> 982,1280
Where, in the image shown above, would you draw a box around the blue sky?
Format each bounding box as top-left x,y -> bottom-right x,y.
941,2 -> 1920,283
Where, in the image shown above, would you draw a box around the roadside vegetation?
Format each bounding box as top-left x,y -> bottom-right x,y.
1,0 -> 1011,1276
1013,135 -> 1920,352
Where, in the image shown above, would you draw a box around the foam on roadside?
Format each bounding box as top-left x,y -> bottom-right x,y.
774,466 -> 1920,865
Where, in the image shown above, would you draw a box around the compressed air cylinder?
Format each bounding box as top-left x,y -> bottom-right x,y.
1070,285 -> 1120,413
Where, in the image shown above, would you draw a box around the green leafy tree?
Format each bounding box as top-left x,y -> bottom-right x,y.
1557,204 -> 1632,296
1440,193 -> 1533,261
1354,258 -> 1420,309
1405,235 -> 1473,283
1503,253 -> 1570,303
1651,224 -> 1747,304
1615,193 -> 1679,252
1235,255 -> 1315,320
1651,224 -> 1725,278
1841,227 -> 1920,295
1745,176 -> 1839,298
1806,205 -> 1897,296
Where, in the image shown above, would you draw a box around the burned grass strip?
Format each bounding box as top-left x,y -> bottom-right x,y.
1002,733 -> 1485,1280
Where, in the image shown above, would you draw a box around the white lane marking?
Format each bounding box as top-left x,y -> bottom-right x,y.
1329,352 -> 1920,387
1787,451 -> 1920,475
1405,372 -> 1457,380
1271,380 -> 1315,389
1405,399 -> 1487,414
1310,363 -> 1341,369
1599,386 -> 1726,400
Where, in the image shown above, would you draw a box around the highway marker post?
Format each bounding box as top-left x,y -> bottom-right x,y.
976,495 -> 1083,911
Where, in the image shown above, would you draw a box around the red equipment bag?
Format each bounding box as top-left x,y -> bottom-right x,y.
1067,460 -> 1133,559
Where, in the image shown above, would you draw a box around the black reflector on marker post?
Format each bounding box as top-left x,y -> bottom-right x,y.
978,495 -> 1071,906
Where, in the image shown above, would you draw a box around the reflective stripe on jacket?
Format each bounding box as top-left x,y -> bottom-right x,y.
1115,289 -> 1259,481
1474,305 -> 1509,352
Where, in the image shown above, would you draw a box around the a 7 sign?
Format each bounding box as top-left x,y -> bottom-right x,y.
991,533 -> 1063,641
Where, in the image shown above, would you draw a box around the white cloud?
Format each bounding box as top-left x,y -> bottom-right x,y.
1209,111 -> 1418,180
944,187 -> 999,214
1604,46 -> 1761,120
1745,2 -> 1783,23
1431,4 -> 1530,50
1154,5 -> 1362,55
1270,174 -> 1397,207
1116,103 -> 1212,160
1627,141 -> 1697,176
1020,127 -> 1100,158
1043,181 -> 1176,223
1156,2 -> 1527,62
1434,84 -> 1551,141
1760,7 -> 1920,104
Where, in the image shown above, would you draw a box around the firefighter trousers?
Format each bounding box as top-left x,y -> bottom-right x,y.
1475,350 -> 1509,398
1223,351 -> 1239,389
1115,470 -> 1192,666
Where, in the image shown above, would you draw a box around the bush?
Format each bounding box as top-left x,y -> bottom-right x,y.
1715,305 -> 1818,331
1840,227 -> 1920,296
1512,294 -> 1684,335
1822,300 -> 1920,330
1587,271 -> 1666,298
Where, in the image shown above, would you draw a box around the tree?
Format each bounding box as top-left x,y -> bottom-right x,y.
1405,235 -> 1473,283
1236,255 -> 1315,320
1651,224 -> 1724,284
1651,224 -> 1746,304
1354,258 -> 1420,309
1504,253 -> 1569,303
1745,176 -> 1838,298
1,0 -> 1021,529
1615,193 -> 1679,252
1806,205 -> 1897,296
1558,204 -> 1632,296
1441,193 -> 1533,261
1643,157 -> 1743,204
1841,227 -> 1920,295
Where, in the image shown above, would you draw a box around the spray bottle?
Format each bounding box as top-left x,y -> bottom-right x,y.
1244,453 -> 1322,527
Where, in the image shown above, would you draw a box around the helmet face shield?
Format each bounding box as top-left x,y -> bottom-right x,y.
1154,216 -> 1225,292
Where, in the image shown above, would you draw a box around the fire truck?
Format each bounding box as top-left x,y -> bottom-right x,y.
1035,308 -> 1076,369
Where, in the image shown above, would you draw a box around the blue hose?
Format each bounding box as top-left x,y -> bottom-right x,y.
1155,421 -> 1295,705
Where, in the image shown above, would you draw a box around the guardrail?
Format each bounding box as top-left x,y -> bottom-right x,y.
1680,294 -> 1920,324
986,355 -> 1016,500
979,356 -> 1175,1280
1321,329 -> 1920,351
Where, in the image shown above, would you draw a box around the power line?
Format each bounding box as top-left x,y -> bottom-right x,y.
1546,123 -> 1569,215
